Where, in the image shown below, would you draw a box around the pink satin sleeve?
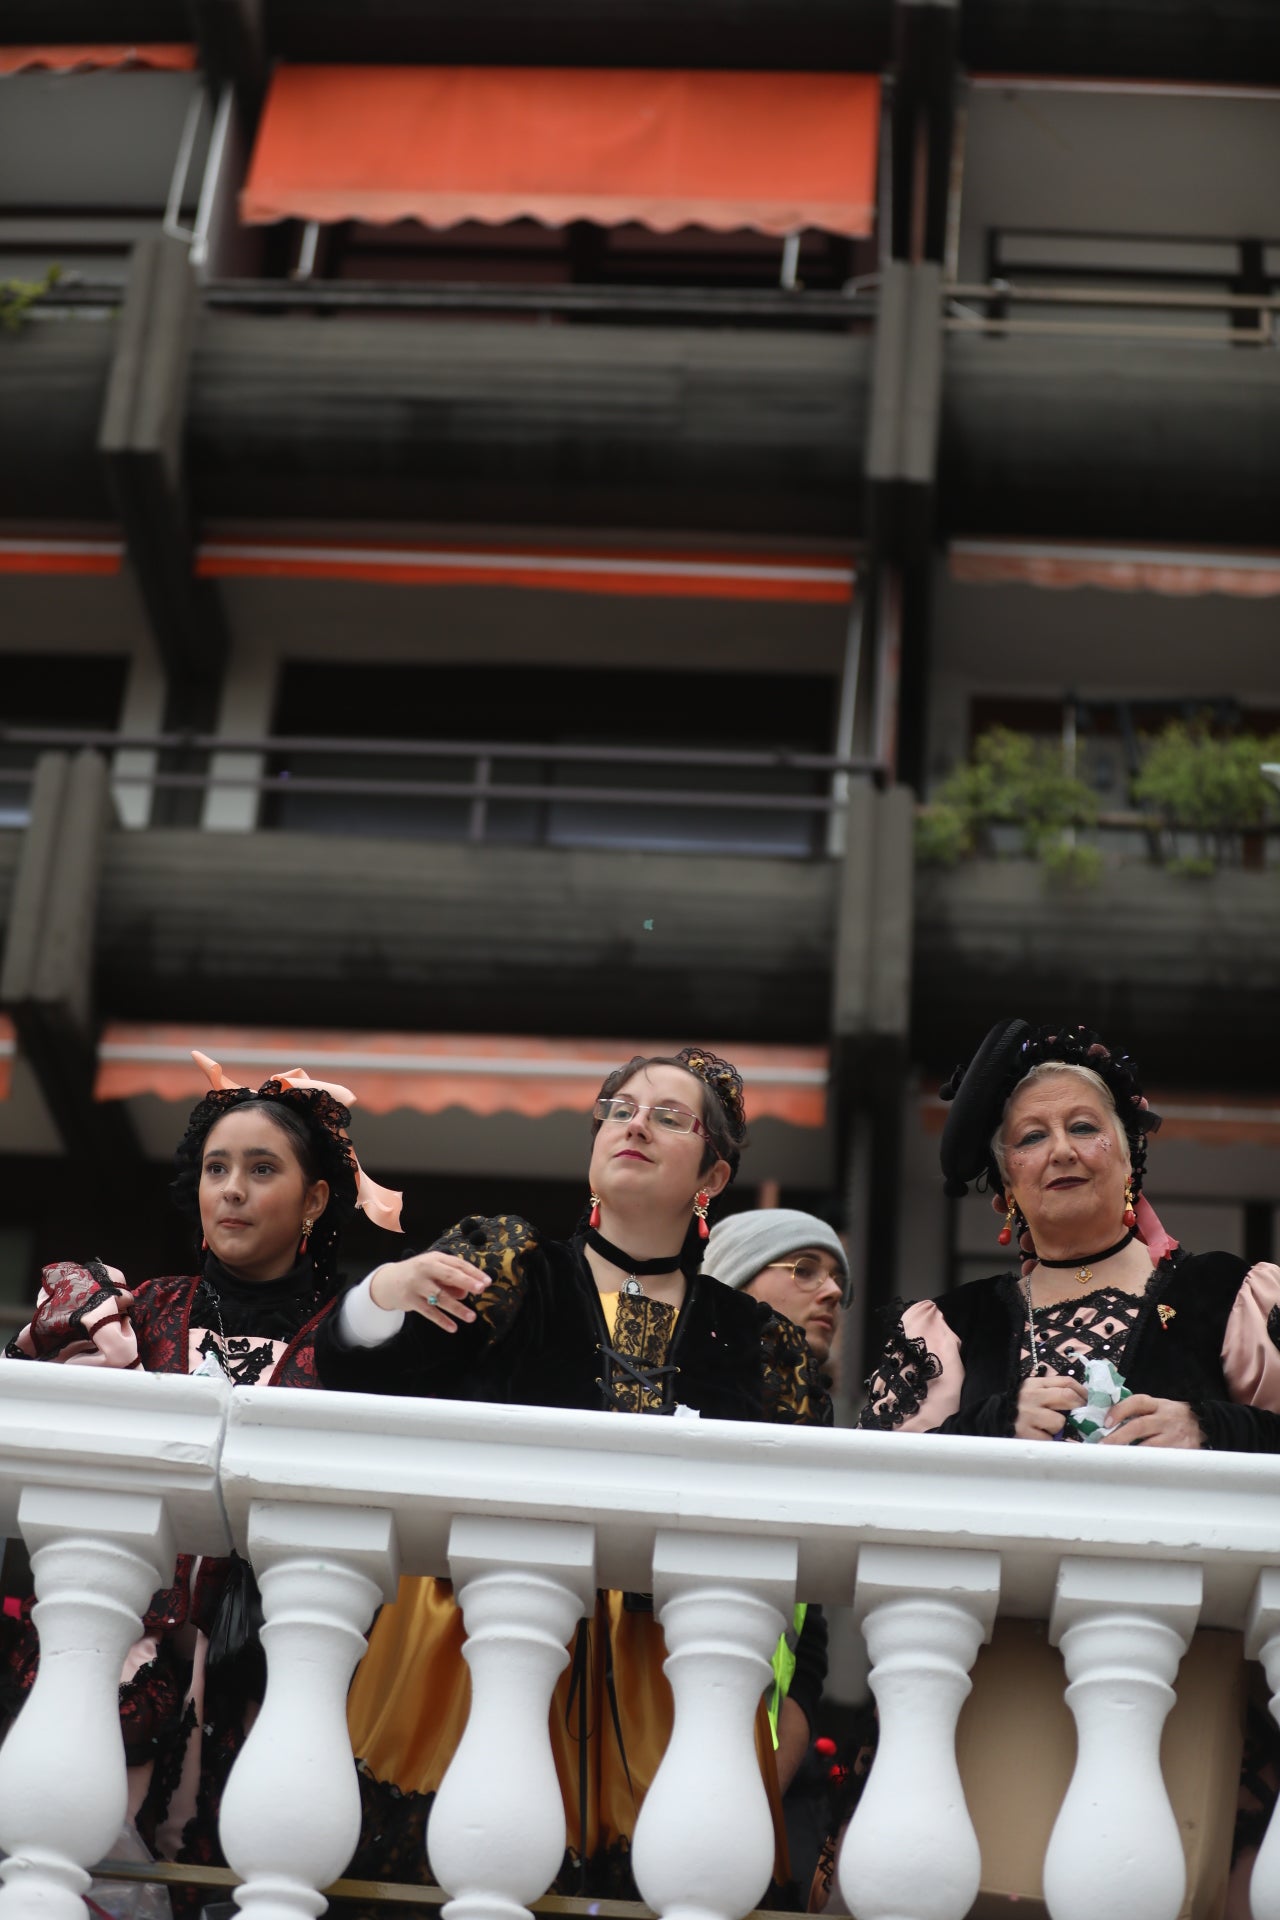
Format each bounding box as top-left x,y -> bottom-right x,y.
861,1299 -> 964,1432
1222,1262 -> 1280,1412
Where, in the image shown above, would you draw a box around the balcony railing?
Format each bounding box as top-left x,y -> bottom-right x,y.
3,1365 -> 1280,1920
0,731 -> 884,859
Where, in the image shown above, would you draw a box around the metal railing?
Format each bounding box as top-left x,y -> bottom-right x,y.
24,269 -> 1280,344
21,275 -> 878,328
0,730 -> 886,849
945,280 -> 1280,346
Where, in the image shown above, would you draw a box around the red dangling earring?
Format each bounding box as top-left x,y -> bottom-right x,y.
1123,1178 -> 1136,1229
201,1234 -> 208,1252
693,1190 -> 711,1240
299,1217 -> 313,1257
997,1199 -> 1016,1247
588,1193 -> 601,1230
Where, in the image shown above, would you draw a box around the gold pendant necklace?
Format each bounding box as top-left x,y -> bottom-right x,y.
1036,1228 -> 1136,1292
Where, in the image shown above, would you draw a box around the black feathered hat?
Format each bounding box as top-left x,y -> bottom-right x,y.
939,1018 -> 1161,1201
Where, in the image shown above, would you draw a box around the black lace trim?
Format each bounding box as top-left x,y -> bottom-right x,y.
859,1306 -> 944,1431
1268,1304 -> 1280,1355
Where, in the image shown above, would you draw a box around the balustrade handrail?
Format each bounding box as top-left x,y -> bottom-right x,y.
0,732 -> 887,820
0,728 -> 879,776
24,278 -> 878,327
2,1363 -> 1278,1625
948,280 -> 1280,313
4,1366 -> 1280,1920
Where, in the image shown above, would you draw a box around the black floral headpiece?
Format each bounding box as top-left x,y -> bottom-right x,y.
674,1045 -> 748,1144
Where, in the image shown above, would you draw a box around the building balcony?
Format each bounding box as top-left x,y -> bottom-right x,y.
3,779 -> 1278,1066
7,290 -> 1280,542
2,1363 -> 1279,1920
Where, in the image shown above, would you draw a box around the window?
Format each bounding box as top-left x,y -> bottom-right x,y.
266,661 -> 838,857
0,653 -> 129,827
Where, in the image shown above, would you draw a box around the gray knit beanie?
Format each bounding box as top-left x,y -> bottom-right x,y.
704,1208 -> 851,1305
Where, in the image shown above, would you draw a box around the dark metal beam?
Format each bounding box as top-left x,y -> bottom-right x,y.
962,0 -> 1280,86
100,236 -> 229,694
187,0 -> 267,122
0,753 -> 144,1182
0,1 -> 186,37
261,0 -> 893,70
865,2 -> 956,787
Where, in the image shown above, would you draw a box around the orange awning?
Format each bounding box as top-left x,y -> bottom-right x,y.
950,539 -> 1280,599
196,539 -> 855,604
241,65 -> 880,237
0,45 -> 197,74
0,1016 -> 13,1102
97,1024 -> 828,1129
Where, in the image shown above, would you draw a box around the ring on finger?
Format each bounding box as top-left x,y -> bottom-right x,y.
426,1292 -> 439,1308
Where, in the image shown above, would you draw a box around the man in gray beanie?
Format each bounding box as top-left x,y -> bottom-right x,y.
704,1207 -> 848,1870
704,1207 -> 849,1370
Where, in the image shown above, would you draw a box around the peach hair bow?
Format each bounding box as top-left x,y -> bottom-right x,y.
192,1051 -> 403,1232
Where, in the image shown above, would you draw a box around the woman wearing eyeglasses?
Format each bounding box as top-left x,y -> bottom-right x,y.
311,1046 -> 829,1900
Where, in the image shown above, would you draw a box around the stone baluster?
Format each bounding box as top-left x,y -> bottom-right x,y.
429,1516 -> 596,1920
0,1486 -> 174,1920
1043,1557 -> 1201,1920
1246,1568 -> 1280,1920
630,1530 -> 797,1920
218,1503 -> 398,1920
839,1544 -> 1000,1920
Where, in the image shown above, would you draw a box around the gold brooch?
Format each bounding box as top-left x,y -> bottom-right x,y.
1157,1304 -> 1176,1330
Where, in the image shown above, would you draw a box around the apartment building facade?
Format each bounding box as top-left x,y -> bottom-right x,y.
1,0 -> 1278,1407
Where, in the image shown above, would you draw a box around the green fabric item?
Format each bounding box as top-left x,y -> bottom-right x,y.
766,1601 -> 807,1746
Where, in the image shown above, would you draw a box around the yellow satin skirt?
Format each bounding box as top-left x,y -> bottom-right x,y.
347,1574 -> 789,1886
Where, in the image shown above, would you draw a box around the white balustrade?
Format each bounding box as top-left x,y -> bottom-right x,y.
217,1503 -> 398,1920
1043,1557 -> 1201,1920
631,1531 -> 797,1920
0,1366 -> 229,1920
429,1516 -> 596,1920
0,1488 -> 173,1920
1247,1568 -> 1280,1920
4,1371 -> 1280,1920
840,1544 -> 999,1920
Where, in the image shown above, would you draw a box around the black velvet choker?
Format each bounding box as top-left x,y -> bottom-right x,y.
1036,1228 -> 1135,1269
585,1228 -> 683,1277
1035,1228 -> 1135,1284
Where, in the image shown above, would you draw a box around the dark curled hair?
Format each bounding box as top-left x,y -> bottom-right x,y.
171,1085 -> 360,1290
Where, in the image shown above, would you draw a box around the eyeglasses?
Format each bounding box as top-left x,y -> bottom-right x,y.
763,1258 -> 844,1293
593,1096 -> 705,1137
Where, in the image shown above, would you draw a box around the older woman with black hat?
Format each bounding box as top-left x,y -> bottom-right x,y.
860,1019 -> 1280,1449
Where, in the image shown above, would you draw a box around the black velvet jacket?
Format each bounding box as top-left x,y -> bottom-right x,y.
313,1213 -> 831,1427
861,1249 -> 1280,1452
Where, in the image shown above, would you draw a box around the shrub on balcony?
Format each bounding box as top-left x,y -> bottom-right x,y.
916,727 -> 1099,880
1133,721 -> 1280,870
0,264 -> 61,332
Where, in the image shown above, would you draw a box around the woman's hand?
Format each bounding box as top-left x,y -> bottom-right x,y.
1014,1370 -> 1087,1439
1101,1394 -> 1204,1449
368,1250 -> 489,1329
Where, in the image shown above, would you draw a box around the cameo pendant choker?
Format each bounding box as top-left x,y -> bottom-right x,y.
586,1227 -> 683,1295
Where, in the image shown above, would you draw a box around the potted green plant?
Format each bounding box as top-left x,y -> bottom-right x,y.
916,727 -> 1100,885
1132,721 -> 1280,872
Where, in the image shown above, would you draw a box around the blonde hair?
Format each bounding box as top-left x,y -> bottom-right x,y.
992,1061 -> 1130,1190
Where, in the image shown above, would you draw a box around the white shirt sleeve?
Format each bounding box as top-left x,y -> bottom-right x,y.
337,1272 -> 405,1349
